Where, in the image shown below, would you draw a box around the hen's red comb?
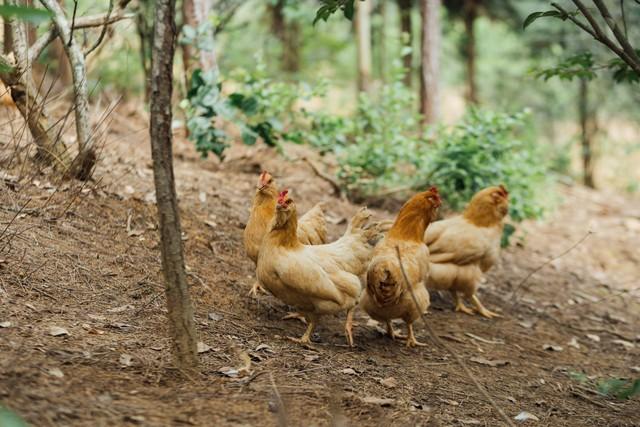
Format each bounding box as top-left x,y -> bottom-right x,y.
498,184 -> 509,197
277,189 -> 289,205
428,186 -> 439,193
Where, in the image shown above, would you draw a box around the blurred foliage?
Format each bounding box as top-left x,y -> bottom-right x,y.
0,406 -> 27,427
569,371 -> 640,400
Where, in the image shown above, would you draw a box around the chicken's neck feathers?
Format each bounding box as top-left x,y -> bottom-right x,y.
388,209 -> 430,243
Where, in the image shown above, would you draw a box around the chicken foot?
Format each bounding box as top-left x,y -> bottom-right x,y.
451,291 -> 475,315
405,323 -> 427,347
248,280 -> 266,297
470,295 -> 502,319
288,314 -> 317,345
385,321 -> 407,341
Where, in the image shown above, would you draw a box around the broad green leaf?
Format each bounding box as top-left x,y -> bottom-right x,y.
522,10 -> 564,30
0,5 -> 52,24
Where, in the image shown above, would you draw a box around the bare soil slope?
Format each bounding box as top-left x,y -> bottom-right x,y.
1,104 -> 639,426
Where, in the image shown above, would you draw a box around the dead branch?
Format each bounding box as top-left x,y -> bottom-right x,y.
301,157 -> 344,199
591,0 -> 640,66
395,246 -> 516,427
509,230 -> 593,305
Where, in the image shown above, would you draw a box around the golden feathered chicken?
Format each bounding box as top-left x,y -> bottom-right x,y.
243,171 -> 327,296
361,187 -> 441,347
256,190 -> 381,346
424,185 -> 509,318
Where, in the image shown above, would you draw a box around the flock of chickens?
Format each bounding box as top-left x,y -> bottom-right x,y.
243,171 -> 509,347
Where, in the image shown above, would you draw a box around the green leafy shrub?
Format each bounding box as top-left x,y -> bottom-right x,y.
181,60 -> 325,159
423,109 -> 547,221
569,371 -> 640,400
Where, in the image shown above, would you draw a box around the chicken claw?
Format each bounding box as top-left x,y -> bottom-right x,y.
405,323 -> 427,348
282,312 -> 307,324
470,295 -> 502,319
288,316 -> 316,346
248,281 -> 266,297
452,291 -> 475,316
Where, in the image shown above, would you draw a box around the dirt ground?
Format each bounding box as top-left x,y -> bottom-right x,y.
1,102 -> 639,426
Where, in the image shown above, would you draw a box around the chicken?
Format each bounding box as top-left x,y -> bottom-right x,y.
243,171 -> 327,296
361,187 -> 441,347
424,185 -> 509,318
256,189 -> 381,346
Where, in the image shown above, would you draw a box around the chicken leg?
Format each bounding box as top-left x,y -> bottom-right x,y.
282,312 -> 307,324
405,323 -> 426,347
288,314 -> 317,345
344,308 -> 355,347
386,321 -> 407,341
452,291 -> 474,315
470,295 -> 502,319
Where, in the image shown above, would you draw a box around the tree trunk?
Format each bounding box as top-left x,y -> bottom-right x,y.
40,0 -> 95,180
463,0 -> 478,104
1,4 -> 71,172
193,0 -> 217,74
419,0 -> 440,124
0,54 -> 71,171
355,0 -> 371,93
579,78 -> 595,188
3,12 -> 13,54
397,0 -> 413,87
150,0 -> 199,372
270,0 -> 300,73
374,0 -> 387,82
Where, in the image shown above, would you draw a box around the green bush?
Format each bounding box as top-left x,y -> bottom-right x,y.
423,109 -> 547,221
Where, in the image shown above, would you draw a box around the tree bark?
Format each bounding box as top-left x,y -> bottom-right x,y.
579,78 -> 595,188
397,0 -> 413,87
181,0 -> 195,88
40,0 -> 95,179
1,3 -> 71,171
355,0 -> 372,93
463,0 -> 478,104
192,0 -> 217,74
0,54 -> 71,170
270,0 -> 300,73
150,0 -> 199,372
419,0 -> 440,124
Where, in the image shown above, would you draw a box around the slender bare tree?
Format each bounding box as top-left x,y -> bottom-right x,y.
397,0 -> 413,87
419,0 -> 440,124
355,0 -> 372,93
150,0 -> 199,372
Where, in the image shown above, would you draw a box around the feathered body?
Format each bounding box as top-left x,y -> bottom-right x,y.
257,190 -> 381,346
243,171 -> 327,296
361,188 -> 441,347
424,185 -> 509,318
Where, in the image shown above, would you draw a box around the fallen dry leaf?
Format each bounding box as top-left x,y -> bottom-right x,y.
218,366 -> 239,377
49,326 -> 69,337
542,344 -> 563,352
119,354 -> 133,367
48,368 -> 64,378
197,342 -> 213,353
362,396 -> 394,407
380,377 -> 398,389
341,368 -> 357,375
304,354 -> 319,362
514,411 -> 539,422
0,321 -> 11,328
208,312 -> 222,321
586,334 -> 600,343
255,343 -> 274,353
612,339 -> 635,349
567,337 -> 580,349
469,357 -> 510,367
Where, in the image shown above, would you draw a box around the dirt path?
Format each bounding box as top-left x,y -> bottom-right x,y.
1,106 -> 639,426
